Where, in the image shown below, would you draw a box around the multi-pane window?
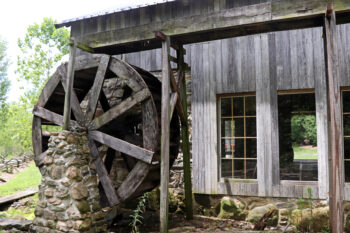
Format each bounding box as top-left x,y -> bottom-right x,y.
278,93 -> 318,181
219,95 -> 257,179
343,91 -> 350,182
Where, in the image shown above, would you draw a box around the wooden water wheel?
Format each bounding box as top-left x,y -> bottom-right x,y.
32,54 -> 180,206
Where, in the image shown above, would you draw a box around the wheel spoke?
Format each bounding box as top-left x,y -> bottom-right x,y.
89,88 -> 151,130
89,130 -> 154,164
60,66 -> 84,123
87,134 -> 119,206
32,116 -> 42,158
37,66 -> 62,107
115,161 -> 149,202
85,55 -> 110,121
33,106 -> 79,128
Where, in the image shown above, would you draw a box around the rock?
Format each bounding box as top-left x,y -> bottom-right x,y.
147,188 -> 160,211
67,135 -> 78,144
50,165 -> 64,179
247,204 -> 278,226
0,219 -> 32,231
65,166 -> 82,181
71,182 -> 89,200
75,200 -> 91,214
48,197 -> 62,205
67,206 -> 82,220
345,214 -> 350,233
291,206 -> 329,232
217,197 -> 246,220
57,221 -> 70,232
73,219 -> 91,231
44,188 -> 54,197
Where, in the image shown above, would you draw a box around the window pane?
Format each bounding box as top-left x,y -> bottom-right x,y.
233,97 -> 244,116
346,161 -> 350,183
246,118 -> 256,137
221,160 -> 233,178
345,138 -> 350,160
245,96 -> 256,116
221,139 -> 233,158
221,119 -> 232,138
278,93 -> 318,181
344,115 -> 350,136
221,98 -> 231,117
219,95 -> 257,180
246,139 -> 257,158
246,160 -> 257,179
233,118 -> 244,137
234,160 -> 244,179
343,91 -> 350,113
233,139 -> 244,158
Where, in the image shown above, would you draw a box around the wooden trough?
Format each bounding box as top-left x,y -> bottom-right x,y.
32,54 -> 180,206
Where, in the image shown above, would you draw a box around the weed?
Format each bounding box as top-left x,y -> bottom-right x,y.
129,192 -> 150,233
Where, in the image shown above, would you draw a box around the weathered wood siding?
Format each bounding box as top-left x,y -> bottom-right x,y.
70,0 -> 268,43
117,24 -> 350,199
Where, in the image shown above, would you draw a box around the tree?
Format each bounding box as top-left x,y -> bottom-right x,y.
0,36 -> 10,121
3,18 -> 70,154
16,17 -> 69,105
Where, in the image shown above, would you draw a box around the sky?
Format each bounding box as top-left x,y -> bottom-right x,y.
0,0 -> 167,102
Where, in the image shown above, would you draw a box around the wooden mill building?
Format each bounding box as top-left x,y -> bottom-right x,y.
54,0 -> 350,230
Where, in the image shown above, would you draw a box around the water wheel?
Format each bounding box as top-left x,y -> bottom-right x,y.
32,54 -> 180,206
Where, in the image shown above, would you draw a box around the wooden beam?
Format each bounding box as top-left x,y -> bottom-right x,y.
88,130 -> 154,164
169,71 -> 187,126
87,134 -> 119,206
71,1 -> 350,54
323,4 -> 344,233
85,55 -> 110,121
89,88 -> 151,130
32,116 -> 42,162
160,35 -> 171,233
33,106 -> 78,128
177,45 -> 193,220
63,38 -> 77,130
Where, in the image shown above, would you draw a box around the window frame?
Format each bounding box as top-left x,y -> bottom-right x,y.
217,92 -> 257,181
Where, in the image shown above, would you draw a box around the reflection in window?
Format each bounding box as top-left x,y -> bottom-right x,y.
343,91 -> 350,182
278,93 -> 318,181
220,95 -> 257,179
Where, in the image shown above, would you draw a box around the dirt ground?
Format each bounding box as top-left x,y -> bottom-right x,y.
110,212 -> 283,233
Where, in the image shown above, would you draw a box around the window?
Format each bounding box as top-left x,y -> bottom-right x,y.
219,95 -> 257,179
343,90 -> 350,182
278,92 -> 318,181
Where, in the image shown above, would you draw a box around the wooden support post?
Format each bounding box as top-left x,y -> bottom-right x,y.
160,35 -> 171,233
177,45 -> 193,220
323,3 -> 344,233
63,38 -> 77,130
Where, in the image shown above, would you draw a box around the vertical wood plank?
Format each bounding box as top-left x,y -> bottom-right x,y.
178,45 -> 194,220
160,36 -> 171,233
63,38 -> 77,130
314,26 -> 329,199
324,8 -> 344,233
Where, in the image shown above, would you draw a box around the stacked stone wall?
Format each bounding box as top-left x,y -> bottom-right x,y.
32,131 -> 107,233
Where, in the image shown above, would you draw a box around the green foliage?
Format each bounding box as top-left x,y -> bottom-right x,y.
0,18 -> 70,155
291,115 -> 317,146
16,17 -> 69,105
129,192 -> 150,233
0,36 -> 10,122
0,163 -> 41,197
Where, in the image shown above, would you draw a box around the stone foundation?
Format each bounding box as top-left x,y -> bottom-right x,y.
193,194 -> 350,232
32,131 -> 107,233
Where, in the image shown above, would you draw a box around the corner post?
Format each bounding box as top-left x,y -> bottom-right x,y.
63,38 -> 77,130
323,3 -> 344,232
177,45 -> 193,220
160,35 -> 171,233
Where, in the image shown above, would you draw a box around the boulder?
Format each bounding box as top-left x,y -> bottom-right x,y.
217,197 -> 246,220
291,206 -> 329,232
247,204 -> 278,226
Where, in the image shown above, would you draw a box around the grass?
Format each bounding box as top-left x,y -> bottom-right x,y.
293,145 -> 318,160
0,163 -> 41,197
